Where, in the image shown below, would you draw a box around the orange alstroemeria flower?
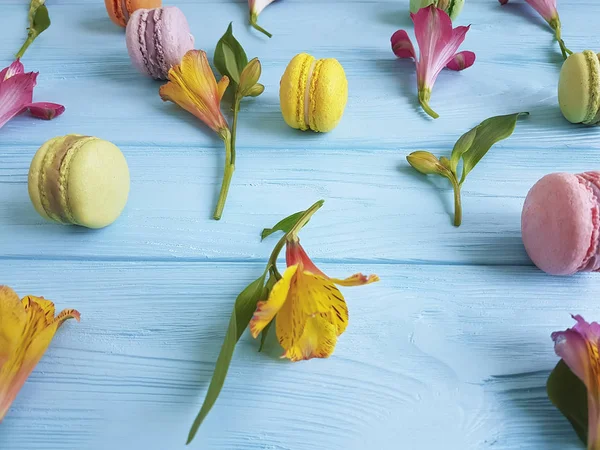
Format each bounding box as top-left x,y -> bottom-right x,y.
0,286 -> 80,422
249,240 -> 379,362
159,49 -> 230,137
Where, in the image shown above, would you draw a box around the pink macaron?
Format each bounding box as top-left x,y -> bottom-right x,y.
126,6 -> 194,80
521,172 -> 600,276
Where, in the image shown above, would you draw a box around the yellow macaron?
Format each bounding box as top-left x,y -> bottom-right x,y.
279,53 -> 348,133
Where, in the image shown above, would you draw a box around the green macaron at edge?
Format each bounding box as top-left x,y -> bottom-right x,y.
558,50 -> 600,124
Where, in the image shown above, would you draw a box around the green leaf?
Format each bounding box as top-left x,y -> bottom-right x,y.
459,112 -> 528,184
187,272 -> 267,444
214,23 -> 248,86
261,211 -> 306,241
32,3 -> 50,35
449,126 -> 477,175
547,360 -> 588,445
258,273 -> 277,352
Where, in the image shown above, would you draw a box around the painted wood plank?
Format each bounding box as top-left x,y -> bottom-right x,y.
3,142 -> 600,264
0,2 -> 598,151
0,261 -> 591,449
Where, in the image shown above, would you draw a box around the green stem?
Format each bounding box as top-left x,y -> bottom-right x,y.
451,178 -> 462,227
266,200 -> 325,270
213,129 -> 235,220
250,14 -> 272,38
418,90 -> 439,119
554,22 -> 572,60
16,33 -> 35,59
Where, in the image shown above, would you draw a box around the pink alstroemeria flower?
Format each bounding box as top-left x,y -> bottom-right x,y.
248,0 -> 278,38
0,59 -> 64,130
499,0 -> 571,59
552,315 -> 600,449
391,6 -> 475,119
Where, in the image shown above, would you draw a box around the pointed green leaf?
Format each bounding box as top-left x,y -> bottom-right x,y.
32,3 -> 50,35
214,23 -> 248,86
547,359 -> 588,445
261,211 -> 306,241
187,272 -> 266,444
449,126 -> 477,175
459,112 -> 528,184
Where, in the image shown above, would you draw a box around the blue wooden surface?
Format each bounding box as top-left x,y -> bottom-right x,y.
0,0 -> 598,449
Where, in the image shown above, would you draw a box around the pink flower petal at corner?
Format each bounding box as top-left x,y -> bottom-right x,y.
26,102 -> 66,120
525,0 -> 559,22
552,315 -> 600,448
446,51 -> 476,71
498,0 -> 509,4
0,60 -> 25,82
391,30 -> 416,59
0,71 -> 37,128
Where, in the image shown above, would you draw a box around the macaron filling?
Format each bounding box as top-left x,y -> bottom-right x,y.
583,50 -> 600,125
121,0 -> 130,22
303,59 -> 317,130
38,136 -> 95,224
575,171 -> 600,271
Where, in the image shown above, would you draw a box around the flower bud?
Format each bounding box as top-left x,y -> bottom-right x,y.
407,151 -> 450,176
245,83 -> 265,98
239,58 -> 262,96
409,0 -> 464,21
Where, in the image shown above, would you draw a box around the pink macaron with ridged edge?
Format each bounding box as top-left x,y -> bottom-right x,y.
126,6 -> 194,80
521,172 -> 600,276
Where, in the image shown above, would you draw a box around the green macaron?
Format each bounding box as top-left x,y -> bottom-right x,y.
28,135 -> 130,229
558,50 -> 600,125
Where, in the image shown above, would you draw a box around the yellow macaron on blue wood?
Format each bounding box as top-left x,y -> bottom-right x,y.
558,50 -> 600,125
28,135 -> 130,229
280,53 -> 348,133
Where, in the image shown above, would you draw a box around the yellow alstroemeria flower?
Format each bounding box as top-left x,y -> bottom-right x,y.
249,240 -> 379,362
159,49 -> 230,137
0,285 -> 80,422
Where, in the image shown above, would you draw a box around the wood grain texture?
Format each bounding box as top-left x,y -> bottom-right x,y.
0,0 -> 598,448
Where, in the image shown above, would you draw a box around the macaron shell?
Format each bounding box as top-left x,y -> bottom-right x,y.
28,136 -> 65,222
159,6 -> 195,77
67,139 -> 130,229
309,58 -> 348,132
558,51 -> 600,124
105,0 -> 161,27
521,173 -> 596,275
126,7 -> 194,80
280,53 -> 314,130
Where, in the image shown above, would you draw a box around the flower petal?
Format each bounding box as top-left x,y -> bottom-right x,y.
286,241 -> 327,277
446,51 -> 476,71
0,72 -> 37,129
249,264 -> 298,338
216,77 -> 230,102
281,314 -> 338,362
0,60 -> 25,82
160,50 -> 229,133
21,296 -> 55,325
524,0 -> 558,22
499,0 -> 509,4
25,102 -> 65,120
391,30 -> 416,60
552,315 -> 600,447
249,0 -> 277,16
331,273 -> 380,287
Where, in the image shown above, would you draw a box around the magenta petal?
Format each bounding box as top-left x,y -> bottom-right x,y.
391,30 -> 416,59
524,0 -> 558,22
446,51 -> 476,71
0,72 -> 37,129
26,102 -> 65,120
499,0 -> 509,4
0,60 -> 25,82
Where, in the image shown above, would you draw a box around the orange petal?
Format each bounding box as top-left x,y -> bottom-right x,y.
282,314 -> 338,362
0,289 -> 79,422
249,265 -> 297,338
216,76 -> 230,102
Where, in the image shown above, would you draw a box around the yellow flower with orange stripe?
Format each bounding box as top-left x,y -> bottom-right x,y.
250,239 -> 379,361
159,50 -> 230,136
0,285 -> 79,422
